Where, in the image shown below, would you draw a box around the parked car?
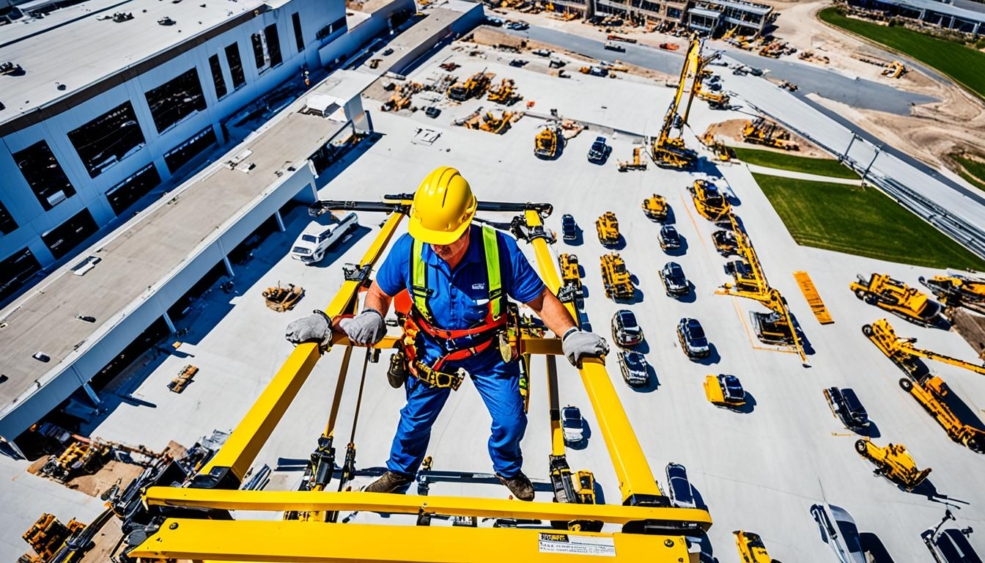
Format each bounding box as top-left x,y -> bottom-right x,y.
561,214 -> 578,242
612,309 -> 644,348
749,67 -> 764,76
732,67 -> 749,76
677,318 -> 710,359
660,262 -> 689,296
509,59 -> 526,67
587,136 -> 611,164
561,405 -> 584,444
810,503 -> 866,563
532,48 -> 552,57
507,21 -> 529,30
665,463 -> 696,509
603,41 -> 626,52
486,16 -> 504,26
617,351 -> 648,386
923,528 -> 984,563
424,106 -> 441,119
290,213 -> 358,265
824,387 -> 870,431
659,225 -> 682,252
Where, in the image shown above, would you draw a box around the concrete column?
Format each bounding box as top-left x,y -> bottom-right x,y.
163,311 -> 178,333
82,382 -> 101,406
0,436 -> 26,460
274,210 -> 286,232
223,254 -> 234,277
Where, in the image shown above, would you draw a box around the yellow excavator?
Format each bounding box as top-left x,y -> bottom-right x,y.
920,273 -> 985,314
601,252 -> 634,301
733,530 -> 772,563
447,70 -> 494,102
855,439 -> 931,490
641,194 -> 669,221
650,35 -> 703,170
718,214 -> 806,362
851,273 -> 942,327
862,318 -> 985,378
741,117 -> 798,151
899,375 -> 985,453
534,124 -> 562,159
487,78 -> 522,105
596,212 -> 620,246
689,179 -> 730,221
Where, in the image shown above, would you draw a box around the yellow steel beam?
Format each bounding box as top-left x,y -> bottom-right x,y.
142,488 -> 712,528
199,212 -> 405,483
524,211 -> 665,504
129,519 -> 693,562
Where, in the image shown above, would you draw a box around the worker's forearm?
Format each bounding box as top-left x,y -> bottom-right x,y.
529,287 -> 577,337
364,281 -> 393,316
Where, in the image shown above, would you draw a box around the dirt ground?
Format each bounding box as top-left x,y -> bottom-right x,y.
950,309 -> 985,361
704,119 -> 831,158
491,1 -> 985,174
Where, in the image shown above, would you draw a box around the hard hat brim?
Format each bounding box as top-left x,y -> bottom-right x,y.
408,205 -> 475,245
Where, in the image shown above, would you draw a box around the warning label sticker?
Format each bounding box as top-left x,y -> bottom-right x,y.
538,533 -> 616,557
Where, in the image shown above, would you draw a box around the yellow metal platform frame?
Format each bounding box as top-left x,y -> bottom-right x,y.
129,198 -> 712,562
793,271 -> 833,325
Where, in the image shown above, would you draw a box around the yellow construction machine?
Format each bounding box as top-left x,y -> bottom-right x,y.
882,60 -> 906,79
469,111 -> 516,135
22,513 -> 86,563
534,123 -> 562,159
596,211 -> 620,246
850,273 -> 942,327
650,35 -> 702,169
617,145 -> 648,172
920,273 -> 985,314
601,252 -> 634,301
39,440 -> 112,482
447,70 -> 494,102
487,78 -> 522,105
701,133 -> 734,162
641,194 -> 669,221
381,82 -> 423,112
854,439 -> 931,490
717,214 -> 807,362
711,229 -> 737,256
689,179 -> 730,222
557,253 -> 583,299
899,375 -> 985,453
168,364 -> 199,393
862,318 -> 985,378
118,195 -> 713,562
741,117 -> 799,151
263,283 -> 304,312
733,530 -> 772,563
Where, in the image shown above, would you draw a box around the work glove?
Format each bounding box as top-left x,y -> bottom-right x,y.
561,328 -> 609,368
285,310 -> 333,351
338,309 -> 387,346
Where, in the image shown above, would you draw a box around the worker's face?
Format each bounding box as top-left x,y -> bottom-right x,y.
430,228 -> 470,263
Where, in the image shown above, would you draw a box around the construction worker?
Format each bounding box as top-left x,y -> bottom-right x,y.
286,166 -> 608,500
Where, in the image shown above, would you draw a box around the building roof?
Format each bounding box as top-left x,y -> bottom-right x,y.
702,0 -> 773,15
690,7 -> 723,18
875,0 -> 985,21
0,0 -> 268,135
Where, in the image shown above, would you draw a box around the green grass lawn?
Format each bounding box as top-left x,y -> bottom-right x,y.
733,147 -> 859,179
819,8 -> 985,101
754,174 -> 985,270
953,154 -> 985,192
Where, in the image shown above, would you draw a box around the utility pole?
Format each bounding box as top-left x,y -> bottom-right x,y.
862,144 -> 883,184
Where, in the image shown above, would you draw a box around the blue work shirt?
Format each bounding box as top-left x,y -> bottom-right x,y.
376,225 -> 546,375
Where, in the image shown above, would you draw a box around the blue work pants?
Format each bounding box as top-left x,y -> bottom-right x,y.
386,368 -> 526,478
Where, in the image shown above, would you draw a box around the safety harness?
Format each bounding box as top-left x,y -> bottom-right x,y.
392,226 -> 512,390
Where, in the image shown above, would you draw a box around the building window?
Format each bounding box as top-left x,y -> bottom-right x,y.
225,43 -> 246,89
106,163 -> 162,215
42,208 -> 98,260
265,23 -> 283,67
251,32 -> 267,71
164,126 -> 218,173
209,54 -> 228,99
292,12 -> 304,52
67,102 -> 145,178
0,248 -> 42,302
145,68 -> 208,134
316,17 -> 346,41
0,200 -> 17,235
13,140 -> 76,211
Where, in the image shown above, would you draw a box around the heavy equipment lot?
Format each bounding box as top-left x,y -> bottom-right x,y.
3,39 -> 985,562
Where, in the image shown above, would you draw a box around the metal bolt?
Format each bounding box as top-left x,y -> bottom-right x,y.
169,522 -> 179,530
664,539 -> 674,547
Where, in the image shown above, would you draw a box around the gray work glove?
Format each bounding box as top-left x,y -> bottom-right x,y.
561,328 -> 609,368
338,309 -> 387,346
285,310 -> 333,351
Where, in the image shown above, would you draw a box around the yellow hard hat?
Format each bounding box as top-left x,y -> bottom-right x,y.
408,166 -> 477,245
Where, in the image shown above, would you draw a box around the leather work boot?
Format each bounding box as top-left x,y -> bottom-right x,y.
497,471 -> 535,501
364,471 -> 414,494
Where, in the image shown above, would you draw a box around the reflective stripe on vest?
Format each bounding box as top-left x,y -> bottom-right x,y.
411,225 -> 503,324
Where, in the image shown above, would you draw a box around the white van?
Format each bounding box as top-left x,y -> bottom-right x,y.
290,212 -> 358,265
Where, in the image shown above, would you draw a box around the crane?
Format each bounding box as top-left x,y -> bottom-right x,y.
862,318 -> 985,377
650,35 -> 703,170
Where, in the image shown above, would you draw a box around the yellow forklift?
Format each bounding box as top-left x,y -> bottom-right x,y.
534,124 -> 562,159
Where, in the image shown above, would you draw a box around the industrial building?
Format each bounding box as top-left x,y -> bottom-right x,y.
546,0 -> 774,35
848,0 -> 985,35
0,0 -> 355,303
